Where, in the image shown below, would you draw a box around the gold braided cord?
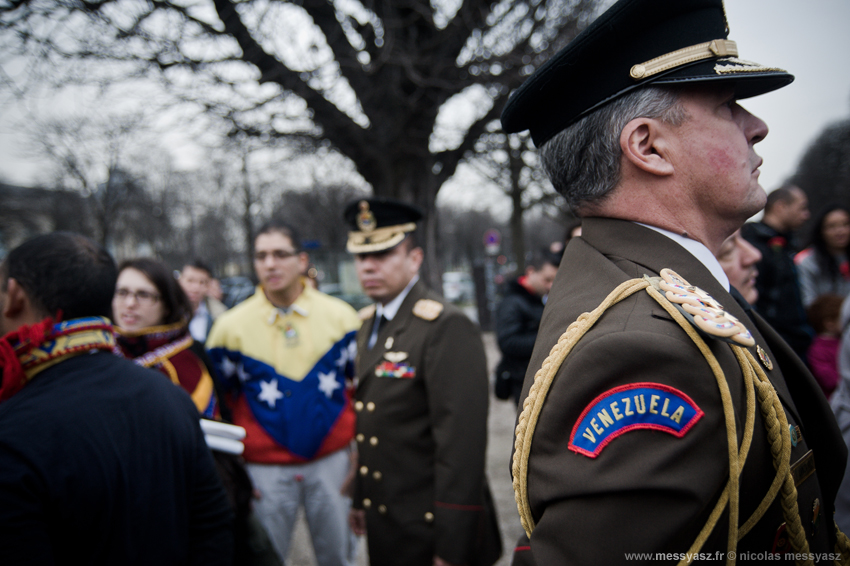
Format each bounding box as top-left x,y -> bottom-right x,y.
734,347 -> 786,538
645,286 -> 741,566
512,276 -> 850,566
512,278 -> 650,536
745,350 -> 813,566
835,527 -> 850,565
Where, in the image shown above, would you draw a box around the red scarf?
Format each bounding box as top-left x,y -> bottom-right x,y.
0,316 -> 115,403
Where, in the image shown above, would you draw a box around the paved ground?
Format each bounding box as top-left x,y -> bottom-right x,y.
285,331 -> 524,566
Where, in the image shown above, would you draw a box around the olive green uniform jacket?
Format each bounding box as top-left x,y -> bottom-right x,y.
353,280 -> 501,566
512,218 -> 846,565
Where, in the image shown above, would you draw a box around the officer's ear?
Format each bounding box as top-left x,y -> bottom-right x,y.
408,246 -> 424,270
620,117 -> 675,177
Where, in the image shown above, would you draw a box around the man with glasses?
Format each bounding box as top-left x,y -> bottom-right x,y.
206,220 -> 361,566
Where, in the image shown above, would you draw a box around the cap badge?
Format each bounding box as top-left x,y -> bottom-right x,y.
657,269 -> 755,347
356,200 -> 377,232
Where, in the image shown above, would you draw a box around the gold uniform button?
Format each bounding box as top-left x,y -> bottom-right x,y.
355,401 -> 364,411
369,436 -> 379,446
363,498 -> 372,509
372,471 -> 382,481
356,434 -> 365,442
424,512 -> 434,522
359,466 -> 369,476
378,505 -> 387,514
366,402 -> 376,412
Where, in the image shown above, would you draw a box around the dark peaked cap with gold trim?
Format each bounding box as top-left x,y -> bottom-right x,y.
500,0 -> 794,147
344,198 -> 423,254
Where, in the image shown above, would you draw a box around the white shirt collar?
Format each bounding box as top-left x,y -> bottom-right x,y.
636,223 -> 730,292
376,275 -> 419,322
263,284 -> 310,324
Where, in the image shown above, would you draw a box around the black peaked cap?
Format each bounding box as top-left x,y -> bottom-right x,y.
501,0 -> 793,147
344,197 -> 423,254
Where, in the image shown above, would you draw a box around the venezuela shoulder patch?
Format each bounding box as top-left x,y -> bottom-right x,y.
568,383 -> 703,458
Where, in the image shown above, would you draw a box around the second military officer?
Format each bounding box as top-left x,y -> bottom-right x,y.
344,198 -> 501,566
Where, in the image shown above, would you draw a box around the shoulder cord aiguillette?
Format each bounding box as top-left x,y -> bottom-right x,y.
512,276 -> 850,566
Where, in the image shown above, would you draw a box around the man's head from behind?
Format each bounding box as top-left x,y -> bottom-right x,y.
763,185 -> 810,232
0,232 -> 117,335
524,249 -> 562,297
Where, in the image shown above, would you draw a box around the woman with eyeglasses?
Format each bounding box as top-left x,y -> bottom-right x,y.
112,258 -> 282,566
112,257 -> 218,418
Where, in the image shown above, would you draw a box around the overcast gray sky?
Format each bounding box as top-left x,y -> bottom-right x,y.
2,0 -> 849,199
723,0 -> 850,191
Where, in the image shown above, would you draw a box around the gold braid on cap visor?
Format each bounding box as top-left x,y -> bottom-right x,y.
630,39 -> 738,79
347,223 -> 417,253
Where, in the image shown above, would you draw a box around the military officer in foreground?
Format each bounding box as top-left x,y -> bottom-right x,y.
500,0 -> 849,564
344,198 -> 501,566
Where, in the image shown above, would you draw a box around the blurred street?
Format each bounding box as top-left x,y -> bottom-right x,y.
286,331 -> 524,566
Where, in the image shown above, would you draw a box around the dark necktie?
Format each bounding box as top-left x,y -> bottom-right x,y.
368,315 -> 388,349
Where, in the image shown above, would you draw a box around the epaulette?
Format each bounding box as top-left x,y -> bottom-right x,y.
358,304 -> 376,321
650,268 -> 754,347
412,299 -> 443,321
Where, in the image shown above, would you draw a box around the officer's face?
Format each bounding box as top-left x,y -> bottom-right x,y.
667,86 -> 769,230
355,241 -> 423,305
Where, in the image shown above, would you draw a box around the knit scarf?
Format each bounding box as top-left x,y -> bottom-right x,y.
0,316 -> 116,403
113,321 -> 193,370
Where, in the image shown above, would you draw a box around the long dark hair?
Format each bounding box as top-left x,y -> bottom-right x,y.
806,204 -> 850,283
117,258 -> 193,326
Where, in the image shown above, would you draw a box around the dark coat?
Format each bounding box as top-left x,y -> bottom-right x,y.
513,218 -> 846,565
741,220 -> 814,360
353,280 -> 502,566
0,351 -> 234,566
495,278 -> 545,403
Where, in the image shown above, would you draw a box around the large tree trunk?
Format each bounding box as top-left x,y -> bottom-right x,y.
509,144 -> 526,271
371,154 -> 444,294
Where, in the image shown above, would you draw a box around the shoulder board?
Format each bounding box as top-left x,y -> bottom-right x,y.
413,299 -> 444,321
651,268 -> 755,347
358,304 -> 376,321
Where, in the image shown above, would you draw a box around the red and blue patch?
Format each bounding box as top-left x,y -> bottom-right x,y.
568,383 -> 703,458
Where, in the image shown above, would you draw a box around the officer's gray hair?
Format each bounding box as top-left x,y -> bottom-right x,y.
539,86 -> 687,213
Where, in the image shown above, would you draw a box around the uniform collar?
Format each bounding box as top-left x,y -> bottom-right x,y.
376,275 -> 419,322
636,222 -> 730,292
